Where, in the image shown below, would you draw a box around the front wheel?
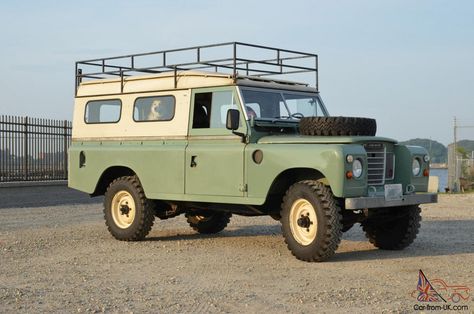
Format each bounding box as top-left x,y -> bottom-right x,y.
103,176 -> 155,241
361,205 -> 421,250
451,293 -> 461,303
280,180 -> 343,262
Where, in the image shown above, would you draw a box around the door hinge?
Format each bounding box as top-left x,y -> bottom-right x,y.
239,184 -> 248,192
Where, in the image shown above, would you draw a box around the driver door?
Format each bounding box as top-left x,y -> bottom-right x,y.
185,87 -> 247,197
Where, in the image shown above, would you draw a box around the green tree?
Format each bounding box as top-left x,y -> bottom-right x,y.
457,140 -> 474,157
399,138 -> 447,163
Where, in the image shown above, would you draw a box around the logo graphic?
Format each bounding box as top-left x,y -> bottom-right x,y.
411,270 -> 471,303
416,269 -> 445,302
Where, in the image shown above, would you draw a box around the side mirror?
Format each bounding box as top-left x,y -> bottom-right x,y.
226,109 -> 246,142
226,109 -> 240,131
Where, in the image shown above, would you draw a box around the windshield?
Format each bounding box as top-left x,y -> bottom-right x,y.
239,88 -> 328,120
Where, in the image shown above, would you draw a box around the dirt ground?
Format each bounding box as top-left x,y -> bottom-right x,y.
0,186 -> 473,313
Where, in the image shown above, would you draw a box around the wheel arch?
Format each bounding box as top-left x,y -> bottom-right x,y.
262,167 -> 326,213
92,166 -> 137,197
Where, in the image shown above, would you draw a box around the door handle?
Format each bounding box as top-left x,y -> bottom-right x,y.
190,155 -> 197,167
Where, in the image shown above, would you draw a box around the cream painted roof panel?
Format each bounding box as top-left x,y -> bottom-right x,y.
76,70 -> 317,97
77,71 -> 235,97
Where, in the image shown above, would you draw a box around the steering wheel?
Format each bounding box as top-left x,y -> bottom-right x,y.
291,112 -> 304,119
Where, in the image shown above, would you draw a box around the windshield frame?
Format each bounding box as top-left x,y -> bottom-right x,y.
237,86 -> 329,121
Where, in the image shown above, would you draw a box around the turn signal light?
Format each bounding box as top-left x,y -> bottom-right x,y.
346,171 -> 353,179
423,169 -> 429,177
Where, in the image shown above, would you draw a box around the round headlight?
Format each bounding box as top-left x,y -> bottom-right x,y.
353,159 -> 363,178
412,158 -> 421,176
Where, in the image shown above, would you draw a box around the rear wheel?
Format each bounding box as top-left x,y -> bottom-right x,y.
280,180 -> 343,262
361,205 -> 421,250
104,176 -> 155,241
185,211 -> 231,234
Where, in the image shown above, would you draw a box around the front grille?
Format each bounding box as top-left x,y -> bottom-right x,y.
364,143 -> 386,185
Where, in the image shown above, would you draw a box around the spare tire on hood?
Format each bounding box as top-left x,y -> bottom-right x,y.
299,116 -> 377,136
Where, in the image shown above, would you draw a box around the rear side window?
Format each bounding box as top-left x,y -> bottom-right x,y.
85,99 -> 121,123
134,96 -> 175,122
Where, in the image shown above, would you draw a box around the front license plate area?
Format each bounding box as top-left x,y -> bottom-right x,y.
384,184 -> 403,201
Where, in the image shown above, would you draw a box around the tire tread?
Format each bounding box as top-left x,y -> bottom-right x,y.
281,180 -> 342,262
361,205 -> 421,250
104,176 -> 155,241
185,212 -> 231,234
299,116 -> 377,136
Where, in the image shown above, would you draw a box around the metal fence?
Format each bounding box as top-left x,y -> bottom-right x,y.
0,115 -> 71,182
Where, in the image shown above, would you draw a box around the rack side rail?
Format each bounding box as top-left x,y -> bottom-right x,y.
75,42 -> 318,95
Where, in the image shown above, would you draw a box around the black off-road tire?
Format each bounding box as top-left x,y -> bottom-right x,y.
269,213 -> 282,221
185,212 -> 231,234
341,223 -> 354,232
361,205 -> 421,250
299,116 -> 377,136
104,176 -> 155,241
280,180 -> 343,262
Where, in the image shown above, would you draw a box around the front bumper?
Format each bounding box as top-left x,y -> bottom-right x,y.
345,193 -> 438,210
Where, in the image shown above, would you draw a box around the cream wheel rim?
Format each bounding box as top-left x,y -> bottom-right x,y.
289,198 -> 318,246
195,215 -> 210,222
111,190 -> 136,229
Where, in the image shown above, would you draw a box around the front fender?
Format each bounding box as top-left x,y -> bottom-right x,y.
394,145 -> 430,193
245,143 -> 365,200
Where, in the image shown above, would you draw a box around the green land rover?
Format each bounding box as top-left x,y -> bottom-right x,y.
69,42 -> 437,262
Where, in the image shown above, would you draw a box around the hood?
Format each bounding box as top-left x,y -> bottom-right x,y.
257,135 -> 398,144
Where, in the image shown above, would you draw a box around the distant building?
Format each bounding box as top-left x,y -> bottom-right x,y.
448,144 -> 474,191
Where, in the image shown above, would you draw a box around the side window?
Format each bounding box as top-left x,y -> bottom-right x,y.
192,92 -> 212,128
192,90 -> 238,129
85,99 -> 121,123
211,91 -> 238,128
133,96 -> 175,122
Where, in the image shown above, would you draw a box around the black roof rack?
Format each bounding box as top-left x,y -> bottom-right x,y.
75,42 -> 318,95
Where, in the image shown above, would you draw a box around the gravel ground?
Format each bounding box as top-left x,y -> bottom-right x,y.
0,186 -> 473,313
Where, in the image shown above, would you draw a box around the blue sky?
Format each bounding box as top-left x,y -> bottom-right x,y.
0,0 -> 473,145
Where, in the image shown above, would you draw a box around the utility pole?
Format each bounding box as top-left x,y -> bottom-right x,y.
429,137 -> 432,159
453,117 -> 457,191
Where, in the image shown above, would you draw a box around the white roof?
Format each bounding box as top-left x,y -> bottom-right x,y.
76,70 -> 317,97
